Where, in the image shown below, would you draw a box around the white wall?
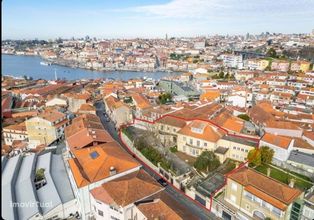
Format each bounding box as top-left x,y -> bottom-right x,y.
259,140 -> 294,162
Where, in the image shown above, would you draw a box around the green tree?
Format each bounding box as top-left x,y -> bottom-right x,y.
194,151 -> 220,172
158,93 -> 172,104
35,168 -> 45,181
237,114 -> 250,121
260,146 -> 274,164
219,72 -> 225,79
266,48 -> 277,58
248,148 -> 261,167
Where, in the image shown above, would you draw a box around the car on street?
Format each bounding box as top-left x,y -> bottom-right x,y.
157,178 -> 168,187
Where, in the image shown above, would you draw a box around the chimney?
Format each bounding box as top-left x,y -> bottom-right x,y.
267,167 -> 271,177
289,178 -> 296,188
109,166 -> 117,176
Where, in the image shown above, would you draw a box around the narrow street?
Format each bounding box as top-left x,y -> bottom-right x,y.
95,101 -> 216,220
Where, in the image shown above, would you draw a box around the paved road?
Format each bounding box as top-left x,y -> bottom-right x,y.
95,101 -> 216,220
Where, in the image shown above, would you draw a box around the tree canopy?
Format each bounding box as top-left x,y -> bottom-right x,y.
260,146 -> 274,164
266,48 -> 277,58
248,148 -> 261,167
194,151 -> 220,172
158,93 -> 172,104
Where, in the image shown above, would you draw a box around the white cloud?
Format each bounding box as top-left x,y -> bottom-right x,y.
132,0 -> 227,19
130,0 -> 314,20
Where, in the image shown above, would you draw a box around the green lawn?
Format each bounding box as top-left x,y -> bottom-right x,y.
254,164 -> 313,191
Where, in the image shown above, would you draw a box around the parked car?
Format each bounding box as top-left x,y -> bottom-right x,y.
157,178 -> 168,187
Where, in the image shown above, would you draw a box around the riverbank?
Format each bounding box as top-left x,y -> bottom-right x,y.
2,54 -> 181,80
2,53 -> 178,74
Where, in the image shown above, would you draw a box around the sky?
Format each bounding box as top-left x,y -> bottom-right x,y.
2,0 -> 314,39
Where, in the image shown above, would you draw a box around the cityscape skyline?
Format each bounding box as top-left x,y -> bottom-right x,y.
3,0 -> 314,40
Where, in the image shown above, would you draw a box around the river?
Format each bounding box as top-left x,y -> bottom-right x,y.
1,54 -> 179,80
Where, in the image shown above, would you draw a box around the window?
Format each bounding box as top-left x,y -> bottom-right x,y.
233,146 -> 236,150
237,147 -> 240,150
241,148 -> 244,152
98,210 -> 104,216
244,191 -> 253,200
204,142 -> 207,147
231,183 -> 237,191
245,149 -> 248,153
230,195 -> 236,203
189,139 -> 193,145
161,125 -> 164,130
272,207 -> 281,217
197,140 -> 200,147
111,217 -> 119,220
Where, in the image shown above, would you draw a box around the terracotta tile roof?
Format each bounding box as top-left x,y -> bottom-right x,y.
303,131 -> 314,141
157,116 -> 187,128
137,191 -> 197,220
229,168 -> 302,210
293,137 -> 314,150
91,170 -> 162,207
261,133 -> 293,149
200,91 -> 220,101
265,120 -> 301,130
67,127 -> 114,150
90,185 -> 115,204
137,199 -> 182,220
178,120 -> 225,143
65,114 -> 104,138
131,93 -> 151,109
79,103 -> 96,111
68,142 -> 140,188
38,110 -> 66,123
3,122 -> 27,132
65,92 -> 91,100
104,95 -> 127,111
212,110 -> 244,133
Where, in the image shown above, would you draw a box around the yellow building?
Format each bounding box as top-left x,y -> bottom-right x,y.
215,136 -> 257,163
257,59 -> 270,71
224,167 -> 303,220
164,118 -> 257,163
300,61 -> 311,72
26,110 -> 69,147
176,120 -> 225,157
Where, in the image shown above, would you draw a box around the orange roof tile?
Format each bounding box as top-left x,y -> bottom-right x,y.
131,93 -> 151,109
91,170 -> 162,206
157,116 -> 186,128
261,133 -> 293,149
178,120 -> 225,143
200,91 -> 220,102
229,168 -> 302,210
137,199 -> 182,220
68,143 -> 140,188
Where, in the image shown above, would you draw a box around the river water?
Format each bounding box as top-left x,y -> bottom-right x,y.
1,54 -> 179,80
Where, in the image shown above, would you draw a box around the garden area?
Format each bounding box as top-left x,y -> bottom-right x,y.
254,164 -> 313,190
122,127 -> 173,172
248,146 -> 313,190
